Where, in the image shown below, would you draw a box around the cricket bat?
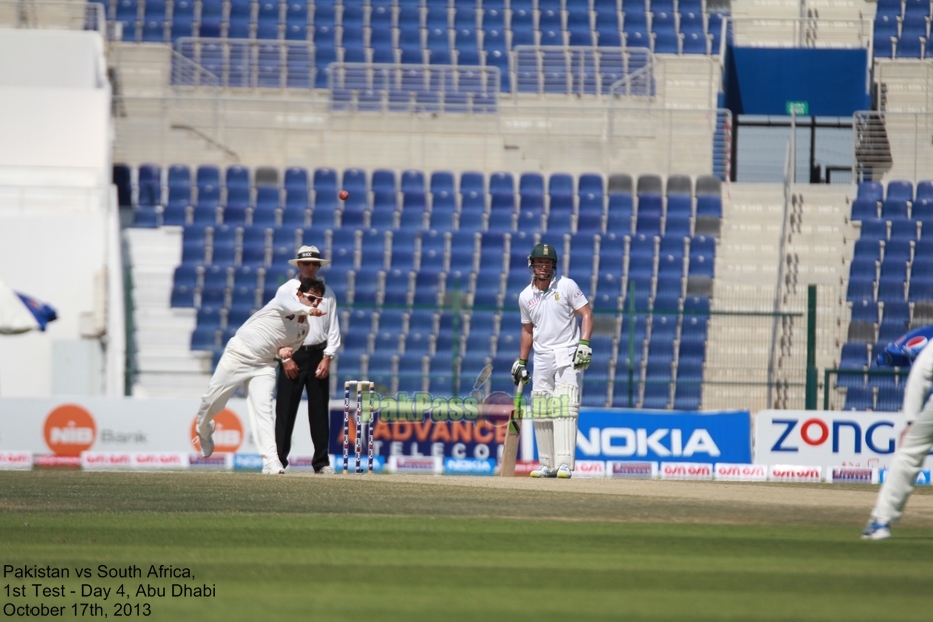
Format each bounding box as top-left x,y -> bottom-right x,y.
499,381 -> 523,477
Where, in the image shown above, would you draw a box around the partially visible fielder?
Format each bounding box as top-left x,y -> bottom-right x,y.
863,340 -> 933,539
512,242 -> 593,478
195,277 -> 326,474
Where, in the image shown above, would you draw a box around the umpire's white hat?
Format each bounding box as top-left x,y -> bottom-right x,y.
288,245 -> 331,266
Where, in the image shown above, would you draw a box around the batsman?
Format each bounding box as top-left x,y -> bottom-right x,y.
512,243 -> 593,478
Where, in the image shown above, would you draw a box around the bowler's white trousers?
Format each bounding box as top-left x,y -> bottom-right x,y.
195,337 -> 281,471
871,398 -> 933,524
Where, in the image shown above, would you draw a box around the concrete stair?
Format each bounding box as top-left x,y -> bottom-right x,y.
701,182 -> 853,411
125,227 -> 211,397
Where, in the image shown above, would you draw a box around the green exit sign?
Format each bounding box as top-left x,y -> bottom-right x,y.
786,101 -> 809,115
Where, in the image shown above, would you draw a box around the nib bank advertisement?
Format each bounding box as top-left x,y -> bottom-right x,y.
328,392 -> 751,464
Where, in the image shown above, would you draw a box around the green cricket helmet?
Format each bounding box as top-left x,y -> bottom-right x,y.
528,243 -> 558,279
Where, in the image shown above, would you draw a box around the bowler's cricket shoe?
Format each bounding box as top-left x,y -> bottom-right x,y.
529,465 -> 557,478
861,520 -> 891,540
262,463 -> 286,474
556,465 -> 573,479
198,421 -> 215,458
314,466 -> 336,474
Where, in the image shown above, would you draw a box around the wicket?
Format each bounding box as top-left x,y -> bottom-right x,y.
343,380 -> 377,474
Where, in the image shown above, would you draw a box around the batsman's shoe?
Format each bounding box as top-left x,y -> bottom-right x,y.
861,520 -> 891,540
529,465 -> 557,478
262,464 -> 286,475
556,465 -> 573,479
198,421 -> 215,458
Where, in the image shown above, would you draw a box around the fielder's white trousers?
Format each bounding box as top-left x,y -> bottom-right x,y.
196,337 -> 282,472
871,401 -> 933,524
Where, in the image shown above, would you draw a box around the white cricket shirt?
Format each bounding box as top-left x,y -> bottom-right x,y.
518,275 -> 589,350
234,285 -> 310,363
277,279 -> 342,356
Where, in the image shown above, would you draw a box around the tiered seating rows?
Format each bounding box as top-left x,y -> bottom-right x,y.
101,0 -> 731,89
120,164 -> 722,409
119,163 -> 723,237
873,0 -> 933,59
173,232 -> 713,407
840,177 -> 933,411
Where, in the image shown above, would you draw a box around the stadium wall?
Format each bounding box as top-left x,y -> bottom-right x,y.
0,28 -> 123,397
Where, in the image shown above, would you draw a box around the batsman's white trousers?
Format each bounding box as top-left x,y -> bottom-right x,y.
532,346 -> 581,393
196,337 -> 281,471
871,403 -> 933,524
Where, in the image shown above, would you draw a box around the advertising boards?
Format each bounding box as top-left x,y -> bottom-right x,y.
755,410 -> 930,470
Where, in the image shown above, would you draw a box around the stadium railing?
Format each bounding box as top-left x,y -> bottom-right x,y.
728,16 -> 872,49
0,0 -> 106,38
855,111 -> 933,184
326,62 -> 500,114
511,46 -> 651,97
173,37 -> 315,90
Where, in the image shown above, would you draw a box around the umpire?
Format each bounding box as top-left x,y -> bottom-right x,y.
275,245 -> 342,473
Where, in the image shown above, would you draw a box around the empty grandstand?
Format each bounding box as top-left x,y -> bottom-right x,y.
2,0 -> 932,418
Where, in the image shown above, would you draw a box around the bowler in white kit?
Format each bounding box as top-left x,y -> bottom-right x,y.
512,243 -> 593,478
864,340 -> 933,539
195,277 -> 325,474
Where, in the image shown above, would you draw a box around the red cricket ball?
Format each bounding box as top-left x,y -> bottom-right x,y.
339,190 -> 349,201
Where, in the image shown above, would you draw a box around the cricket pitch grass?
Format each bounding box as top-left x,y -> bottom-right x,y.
3,471 -> 933,621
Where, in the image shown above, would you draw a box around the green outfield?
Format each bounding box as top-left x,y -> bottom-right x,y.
2,471 -> 933,621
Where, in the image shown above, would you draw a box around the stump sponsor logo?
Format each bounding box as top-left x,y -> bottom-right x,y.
233,454 -> 264,471
829,466 -> 876,484
660,462 -> 713,480
188,454 -> 230,468
714,463 -> 767,481
769,465 -> 822,482
444,458 -> 495,475
607,461 -> 657,478
879,468 -> 931,485
572,460 -> 606,478
81,452 -> 133,468
132,453 -> 187,468
389,456 -> 441,473
0,451 -> 32,470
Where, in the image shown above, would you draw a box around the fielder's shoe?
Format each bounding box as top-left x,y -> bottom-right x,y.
529,465 -> 557,478
861,520 -> 891,540
197,421 -> 215,458
556,465 -> 573,479
314,466 -> 336,474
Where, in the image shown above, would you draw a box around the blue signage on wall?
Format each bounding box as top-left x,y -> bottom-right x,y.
575,409 -> 752,464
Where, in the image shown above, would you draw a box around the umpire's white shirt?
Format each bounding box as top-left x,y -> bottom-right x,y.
519,275 -> 588,350
234,284 -> 311,363
277,279 -> 341,357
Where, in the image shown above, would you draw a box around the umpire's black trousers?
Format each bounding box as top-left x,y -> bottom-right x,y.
275,343 -> 330,470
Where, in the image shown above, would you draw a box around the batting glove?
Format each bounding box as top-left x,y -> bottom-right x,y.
573,340 -> 592,370
511,359 -> 529,386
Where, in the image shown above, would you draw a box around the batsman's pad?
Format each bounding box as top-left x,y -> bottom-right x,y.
554,417 -> 578,471
554,383 -> 580,418
533,420 -> 554,469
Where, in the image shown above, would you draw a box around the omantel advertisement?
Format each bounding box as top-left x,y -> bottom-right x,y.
755,410 -> 933,470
